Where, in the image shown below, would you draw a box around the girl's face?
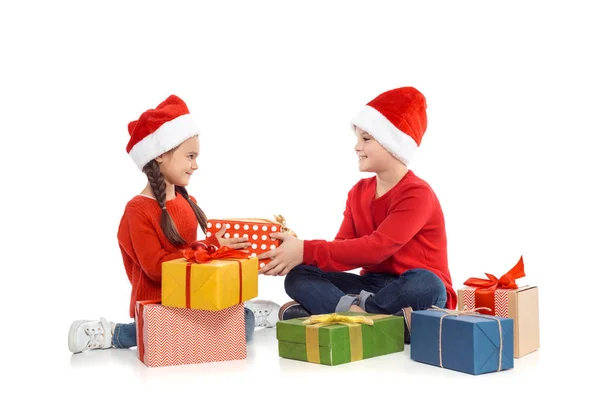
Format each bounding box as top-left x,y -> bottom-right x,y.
156,135 -> 200,186
354,127 -> 398,173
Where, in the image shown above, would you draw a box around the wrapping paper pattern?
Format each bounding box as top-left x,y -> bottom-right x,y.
461,288 -> 510,317
135,301 -> 246,367
206,219 -> 283,266
162,257 -> 258,311
410,309 -> 514,375
276,312 -> 404,366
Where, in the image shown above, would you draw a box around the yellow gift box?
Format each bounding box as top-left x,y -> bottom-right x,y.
162,256 -> 258,311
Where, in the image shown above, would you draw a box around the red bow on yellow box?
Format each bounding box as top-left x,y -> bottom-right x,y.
462,256 -> 526,315
176,242 -> 252,308
182,241 -> 250,263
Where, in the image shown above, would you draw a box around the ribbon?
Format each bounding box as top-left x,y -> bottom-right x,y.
302,313 -> 375,326
136,300 -> 160,365
301,313 -> 388,364
182,244 -> 250,306
183,243 -> 250,263
430,306 -> 504,372
273,214 -> 296,237
136,303 -> 145,363
462,255 -> 525,315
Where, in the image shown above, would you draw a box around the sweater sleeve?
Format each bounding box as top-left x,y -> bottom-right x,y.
303,185 -> 434,272
125,207 -> 184,283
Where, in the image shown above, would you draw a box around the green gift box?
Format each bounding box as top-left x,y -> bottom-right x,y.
276,312 -> 404,366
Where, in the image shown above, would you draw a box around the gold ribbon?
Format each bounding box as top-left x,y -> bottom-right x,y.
430,306 -> 504,371
302,313 -> 375,326
273,214 -> 296,236
301,313 -> 388,364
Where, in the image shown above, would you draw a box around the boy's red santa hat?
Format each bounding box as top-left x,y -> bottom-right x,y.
351,86 -> 427,165
126,95 -> 200,170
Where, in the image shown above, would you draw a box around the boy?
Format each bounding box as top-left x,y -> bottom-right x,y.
259,87 -> 456,342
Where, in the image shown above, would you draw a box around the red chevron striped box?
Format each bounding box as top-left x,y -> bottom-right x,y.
458,286 -> 539,358
135,301 -> 246,367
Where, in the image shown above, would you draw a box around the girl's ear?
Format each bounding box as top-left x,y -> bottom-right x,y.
154,154 -> 164,164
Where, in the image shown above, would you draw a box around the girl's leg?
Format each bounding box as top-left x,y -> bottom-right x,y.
69,317 -> 115,353
111,322 -> 137,349
244,299 -> 281,328
71,307 -> 257,352
244,307 -> 255,342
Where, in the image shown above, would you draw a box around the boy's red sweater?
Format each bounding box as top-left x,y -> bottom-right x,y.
303,171 -> 456,310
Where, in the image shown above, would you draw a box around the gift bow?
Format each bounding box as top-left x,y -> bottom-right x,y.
302,313 -> 375,326
274,214 -> 297,237
183,242 -> 250,263
463,255 -> 525,290
301,313 -> 389,364
430,306 -> 504,372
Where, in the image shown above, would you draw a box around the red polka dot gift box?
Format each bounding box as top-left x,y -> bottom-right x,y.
206,216 -> 296,267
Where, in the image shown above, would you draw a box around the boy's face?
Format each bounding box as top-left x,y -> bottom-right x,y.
354,127 -> 399,173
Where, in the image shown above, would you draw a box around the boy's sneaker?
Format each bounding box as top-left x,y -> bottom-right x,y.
68,318 -> 113,353
244,299 -> 281,328
278,301 -> 311,320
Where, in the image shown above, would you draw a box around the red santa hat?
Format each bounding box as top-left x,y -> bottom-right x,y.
126,95 -> 200,170
351,87 -> 427,165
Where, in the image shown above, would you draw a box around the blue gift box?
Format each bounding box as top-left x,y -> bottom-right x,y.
410,309 -> 514,375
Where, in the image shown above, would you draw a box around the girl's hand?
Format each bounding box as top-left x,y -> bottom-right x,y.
214,225 -> 251,250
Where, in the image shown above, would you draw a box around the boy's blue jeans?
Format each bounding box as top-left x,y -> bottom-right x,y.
284,264 -> 447,315
112,307 -> 255,349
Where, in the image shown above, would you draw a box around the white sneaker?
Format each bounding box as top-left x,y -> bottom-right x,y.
244,299 -> 281,328
68,318 -> 113,353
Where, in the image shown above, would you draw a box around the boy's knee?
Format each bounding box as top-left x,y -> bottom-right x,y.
283,271 -> 295,295
412,269 -> 447,308
284,264 -> 310,295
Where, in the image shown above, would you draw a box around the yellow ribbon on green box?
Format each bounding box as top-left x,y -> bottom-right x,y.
301,313 -> 390,363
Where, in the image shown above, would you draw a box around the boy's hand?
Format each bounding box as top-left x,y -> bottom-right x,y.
214,225 -> 250,250
258,232 -> 303,276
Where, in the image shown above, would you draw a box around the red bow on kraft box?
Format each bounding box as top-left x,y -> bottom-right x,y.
462,256 -> 525,316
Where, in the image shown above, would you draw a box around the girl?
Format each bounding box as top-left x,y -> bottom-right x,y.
68,95 -> 279,353
257,87 -> 456,343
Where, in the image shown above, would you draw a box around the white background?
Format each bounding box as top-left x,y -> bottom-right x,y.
1,0 -> 598,398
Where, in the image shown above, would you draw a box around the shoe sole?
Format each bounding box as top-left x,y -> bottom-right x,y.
278,301 -> 300,320
68,320 -> 87,353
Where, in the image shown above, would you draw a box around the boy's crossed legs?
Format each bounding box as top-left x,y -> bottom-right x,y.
280,264 -> 447,343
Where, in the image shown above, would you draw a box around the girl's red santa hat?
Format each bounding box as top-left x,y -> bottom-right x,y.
126,95 -> 200,170
351,86 -> 427,166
